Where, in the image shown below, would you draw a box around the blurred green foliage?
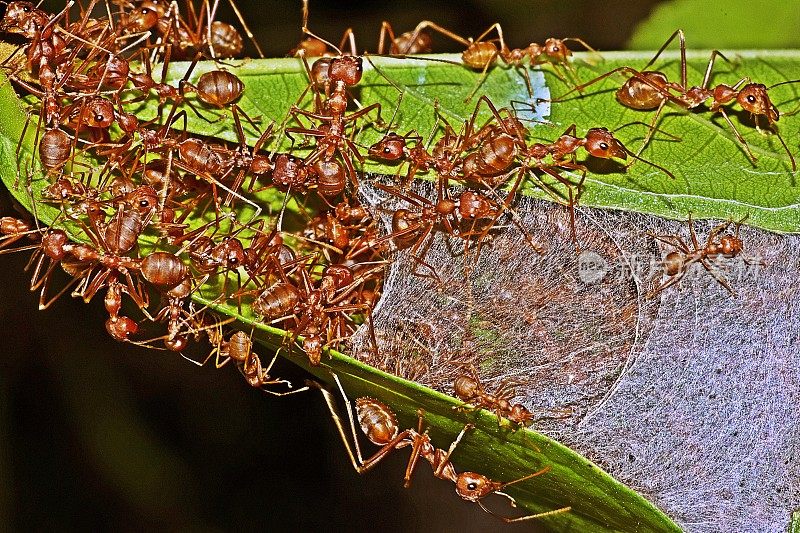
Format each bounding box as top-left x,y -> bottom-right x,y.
629,0 -> 800,49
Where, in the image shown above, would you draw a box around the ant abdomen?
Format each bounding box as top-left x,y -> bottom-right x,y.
355,397 -> 398,445
252,282 -> 301,319
141,252 -> 188,289
38,129 -> 71,171
617,71 -> 669,110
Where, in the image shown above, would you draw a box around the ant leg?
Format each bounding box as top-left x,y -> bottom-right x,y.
465,50 -> 500,103
633,99 -> 667,158
404,20 -> 471,50
718,108 -> 757,163
377,21 -> 399,55
642,29 -> 687,88
225,0 -> 265,57
485,502 -> 572,523
255,350 -> 310,396
687,214 -> 702,250
547,66 -> 644,102
701,50 -> 731,90
650,233 -> 692,255
432,423 -> 475,479
300,0 -> 342,55
646,270 -> 685,299
699,257 -> 737,296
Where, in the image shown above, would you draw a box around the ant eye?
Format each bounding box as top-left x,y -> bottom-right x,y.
468,482 -> 478,490
747,94 -> 757,103
95,114 -> 104,122
599,142 -> 609,150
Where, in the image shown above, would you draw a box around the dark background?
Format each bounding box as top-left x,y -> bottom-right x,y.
0,1 -> 663,531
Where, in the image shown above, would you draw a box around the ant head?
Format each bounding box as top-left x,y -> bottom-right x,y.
85,98 -> 115,128
457,190 -> 492,219
720,234 -> 743,256
42,229 -> 68,260
455,472 -> 502,502
369,133 -> 407,161
106,316 -> 139,342
323,264 -> 354,290
584,128 -> 627,160
543,38 -> 571,62
310,57 -> 332,88
355,397 -> 399,445
509,404 -> 534,425
41,176 -> 77,200
250,155 -> 273,175
212,238 -> 245,269
125,185 -> 158,217
126,6 -> 159,32
737,83 -> 779,123
392,208 -> 414,232
329,55 -> 363,87
302,333 -> 323,366
0,2 -> 46,38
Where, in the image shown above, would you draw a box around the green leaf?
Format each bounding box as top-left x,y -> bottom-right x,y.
628,0 -> 800,49
790,510 -> 800,533
20,44 -> 800,531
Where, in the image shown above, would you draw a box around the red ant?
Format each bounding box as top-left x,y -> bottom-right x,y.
393,21 -> 597,100
647,215 -> 761,298
452,365 -> 535,427
286,53 -> 382,193
316,374 -> 571,522
205,327 -> 309,394
554,30 -> 798,170
117,0 -> 262,59
513,123 -> 675,247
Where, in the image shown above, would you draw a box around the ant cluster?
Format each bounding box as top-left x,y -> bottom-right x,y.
0,0 -> 782,523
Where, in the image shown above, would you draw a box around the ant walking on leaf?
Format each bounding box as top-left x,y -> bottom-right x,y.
552,29 -> 799,170
314,374 -> 572,522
